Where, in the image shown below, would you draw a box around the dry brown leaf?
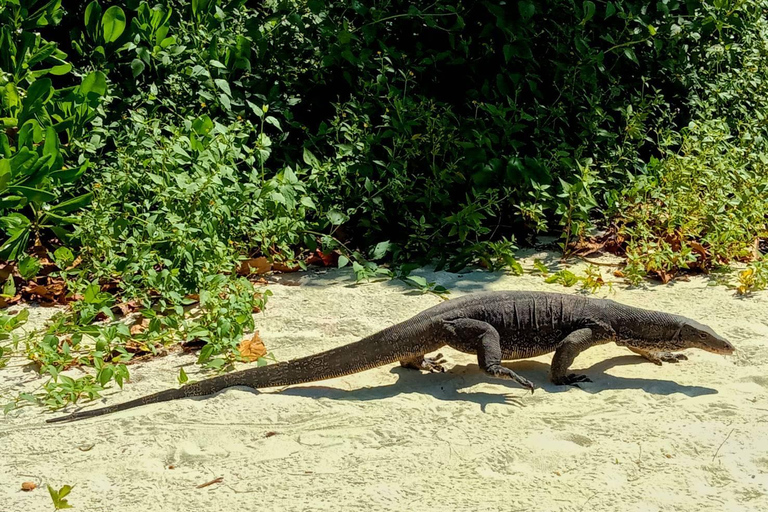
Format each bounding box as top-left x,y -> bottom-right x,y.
655,269 -> 674,284
272,261 -> 300,272
238,331 -> 267,362
114,300 -> 141,317
237,257 -> 271,276
21,482 -> 36,491
130,318 -> 150,335
305,248 -> 339,267
66,255 -> 82,270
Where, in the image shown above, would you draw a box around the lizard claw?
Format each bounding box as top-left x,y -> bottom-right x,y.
487,365 -> 536,392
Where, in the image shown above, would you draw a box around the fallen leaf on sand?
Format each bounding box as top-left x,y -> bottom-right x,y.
130,318 -> 150,335
21,482 -> 36,491
238,331 -> 267,361
272,261 -> 300,272
237,257 -> 271,276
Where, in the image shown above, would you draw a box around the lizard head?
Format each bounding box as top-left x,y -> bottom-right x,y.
678,319 -> 734,355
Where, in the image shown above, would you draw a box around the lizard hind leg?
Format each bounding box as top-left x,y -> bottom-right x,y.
400,353 -> 447,373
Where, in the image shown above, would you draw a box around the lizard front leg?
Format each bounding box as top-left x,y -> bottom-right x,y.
550,328 -> 602,386
443,318 -> 535,392
628,347 -> 688,366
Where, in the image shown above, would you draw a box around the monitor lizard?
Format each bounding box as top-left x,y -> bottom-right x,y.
47,290 -> 734,423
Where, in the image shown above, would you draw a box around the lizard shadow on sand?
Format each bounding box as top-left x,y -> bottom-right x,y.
276,355 -> 718,411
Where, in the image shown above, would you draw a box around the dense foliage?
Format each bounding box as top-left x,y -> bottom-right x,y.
1,0 -> 767,408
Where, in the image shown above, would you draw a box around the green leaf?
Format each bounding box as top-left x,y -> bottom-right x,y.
81,71 -> 107,97
371,241 -> 390,260
2,276 -> 16,297
131,59 -> 145,78
581,1 -> 596,24
623,47 -> 639,65
178,367 -> 189,384
102,6 -> 126,43
20,78 -> 53,121
18,256 -> 42,279
53,246 -> 75,267
49,192 -> 93,214
42,126 -> 62,169
326,209 -> 347,226
97,366 -> 114,386
605,2 -> 616,18
302,147 -> 320,168
337,255 -> 350,268
406,275 -> 428,288
192,114 -> 213,136
85,1 -> 103,40
49,62 -> 72,76
8,186 -> 56,203
197,344 -> 214,364
214,79 -> 231,96
219,93 -> 231,110
518,1 -> 535,19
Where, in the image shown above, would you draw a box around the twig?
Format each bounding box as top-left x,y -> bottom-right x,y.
579,492 -> 598,511
712,428 -> 735,462
576,255 -> 623,267
196,477 -> 223,489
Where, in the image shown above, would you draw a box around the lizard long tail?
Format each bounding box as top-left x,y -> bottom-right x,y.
46,315 -> 440,423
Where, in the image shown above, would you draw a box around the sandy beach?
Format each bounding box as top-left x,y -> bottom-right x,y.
2,254 -> 767,511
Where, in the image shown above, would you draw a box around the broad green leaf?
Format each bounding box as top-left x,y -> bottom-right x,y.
406,275 -> 428,288
219,93 -> 231,110
2,83 -> 20,109
581,1 -> 596,24
85,1 -> 103,40
49,63 -> 72,75
302,147 -> 320,168
50,192 -> 93,213
214,79 -> 231,96
518,1 -> 535,19
8,185 -> 56,203
131,59 -> 145,77
81,71 -> 107,97
192,114 -> 213,136
42,126 -> 61,169
53,246 -> 75,267
102,6 -> 126,43
18,256 -> 42,279
326,209 -> 347,226
371,241 -> 390,260
20,78 -> 53,121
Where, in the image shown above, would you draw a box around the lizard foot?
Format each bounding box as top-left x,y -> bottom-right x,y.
650,351 -> 688,365
400,354 -> 447,373
552,373 -> 592,386
486,365 -> 535,393
630,347 -> 688,366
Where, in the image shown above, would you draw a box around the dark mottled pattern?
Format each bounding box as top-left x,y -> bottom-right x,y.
47,291 -> 734,423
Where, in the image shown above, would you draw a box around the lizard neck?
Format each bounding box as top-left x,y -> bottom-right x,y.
599,300 -> 683,346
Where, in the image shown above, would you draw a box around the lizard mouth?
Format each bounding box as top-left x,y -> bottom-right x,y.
708,341 -> 735,355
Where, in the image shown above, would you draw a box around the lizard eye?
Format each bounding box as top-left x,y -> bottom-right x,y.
699,332 -> 707,339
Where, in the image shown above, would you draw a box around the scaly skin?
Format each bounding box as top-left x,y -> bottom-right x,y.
47,291 -> 734,423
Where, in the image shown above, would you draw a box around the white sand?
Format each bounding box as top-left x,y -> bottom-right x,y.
2,253 -> 768,511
